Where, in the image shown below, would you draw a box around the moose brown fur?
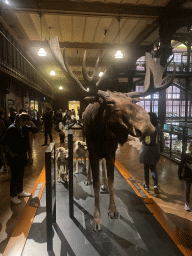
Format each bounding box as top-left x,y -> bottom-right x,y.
83,90 -> 155,231
47,37 -> 175,232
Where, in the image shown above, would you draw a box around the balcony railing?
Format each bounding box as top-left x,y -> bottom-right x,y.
0,30 -> 54,98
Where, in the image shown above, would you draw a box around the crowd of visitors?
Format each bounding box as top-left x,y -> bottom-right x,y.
0,106 -> 83,204
0,108 -> 191,210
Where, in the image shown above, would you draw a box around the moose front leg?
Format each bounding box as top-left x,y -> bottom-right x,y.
106,155 -> 119,219
75,157 -> 79,174
57,164 -> 61,183
83,156 -> 86,171
89,154 -> 101,231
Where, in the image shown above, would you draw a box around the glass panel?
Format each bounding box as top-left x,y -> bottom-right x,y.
163,132 -> 170,155
167,86 -> 172,93
173,86 -> 180,93
164,124 -> 171,130
152,100 -> 158,114
180,101 -> 185,117
171,134 -> 182,160
174,53 -> 182,63
167,93 -> 172,99
153,92 -> 159,99
186,139 -> 192,154
137,101 -> 144,108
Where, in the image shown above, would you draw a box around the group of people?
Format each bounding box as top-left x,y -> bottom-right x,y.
51,108 -> 83,144
0,108 -> 38,204
1,107 -> 191,209
139,112 -> 192,211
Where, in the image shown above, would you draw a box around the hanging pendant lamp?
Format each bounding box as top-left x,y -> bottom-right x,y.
115,17 -> 123,59
38,13 -> 47,57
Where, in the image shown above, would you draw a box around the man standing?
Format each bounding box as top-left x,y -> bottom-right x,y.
42,107 -> 53,146
2,113 -> 32,204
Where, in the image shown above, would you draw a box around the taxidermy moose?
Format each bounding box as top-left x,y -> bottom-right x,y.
48,37 -> 175,231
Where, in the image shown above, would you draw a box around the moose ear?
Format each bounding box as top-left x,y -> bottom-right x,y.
97,90 -> 115,105
84,96 -> 96,103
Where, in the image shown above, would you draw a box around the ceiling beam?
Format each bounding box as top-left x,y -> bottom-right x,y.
8,0 -> 161,19
29,40 -> 151,51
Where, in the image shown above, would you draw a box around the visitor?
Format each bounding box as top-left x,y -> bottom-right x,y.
178,153 -> 192,211
139,112 -> 160,194
2,113 -> 32,204
41,107 -> 53,146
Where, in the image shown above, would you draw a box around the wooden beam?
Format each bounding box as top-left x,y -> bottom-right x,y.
9,0 -> 161,19
29,40 -> 151,51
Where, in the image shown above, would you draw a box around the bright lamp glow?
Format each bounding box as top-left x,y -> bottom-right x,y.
87,88 -> 89,92
99,72 -> 104,77
38,48 -> 47,56
5,0 -> 10,5
115,50 -> 123,59
50,70 -> 55,76
59,86 -> 63,90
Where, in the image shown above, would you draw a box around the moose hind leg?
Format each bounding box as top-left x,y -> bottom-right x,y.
90,154 -> 101,231
100,158 -> 108,191
57,164 -> 61,182
106,156 -> 119,219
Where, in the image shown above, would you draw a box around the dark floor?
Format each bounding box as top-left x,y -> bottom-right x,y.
0,131 -> 192,255
22,164 -> 183,256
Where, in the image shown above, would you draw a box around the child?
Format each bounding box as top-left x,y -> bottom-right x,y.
178,153 -> 192,211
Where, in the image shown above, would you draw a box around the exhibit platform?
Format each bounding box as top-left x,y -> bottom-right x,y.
5,162 -> 184,256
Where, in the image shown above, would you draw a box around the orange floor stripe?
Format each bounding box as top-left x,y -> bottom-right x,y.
3,167 -> 46,256
115,159 -> 192,256
3,160 -> 191,256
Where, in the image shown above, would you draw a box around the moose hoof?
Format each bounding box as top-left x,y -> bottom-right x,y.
84,180 -> 92,186
93,222 -> 102,232
101,184 -> 108,191
108,211 -> 120,219
75,171 -> 79,174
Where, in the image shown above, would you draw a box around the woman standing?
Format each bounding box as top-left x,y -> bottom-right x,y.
139,112 -> 160,194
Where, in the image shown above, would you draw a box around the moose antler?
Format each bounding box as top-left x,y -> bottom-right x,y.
47,36 -> 106,96
47,37 -> 175,98
126,53 -> 175,98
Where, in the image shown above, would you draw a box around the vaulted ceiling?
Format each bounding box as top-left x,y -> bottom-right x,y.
0,0 -> 192,98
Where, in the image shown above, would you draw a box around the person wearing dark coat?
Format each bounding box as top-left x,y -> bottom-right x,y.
8,108 -> 17,125
19,109 -> 38,165
139,112 -> 160,194
178,153 -> 192,211
0,109 -> 10,172
1,113 -> 32,204
42,107 -> 53,146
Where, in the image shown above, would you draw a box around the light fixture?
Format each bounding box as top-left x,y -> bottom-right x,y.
115,17 -> 123,59
38,13 -> 46,57
99,72 -> 104,77
50,70 -> 55,76
188,25 -> 192,34
5,0 -> 10,5
59,86 -> 63,90
87,88 -> 89,92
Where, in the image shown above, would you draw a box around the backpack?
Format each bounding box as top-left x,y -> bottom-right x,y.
144,130 -> 159,146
